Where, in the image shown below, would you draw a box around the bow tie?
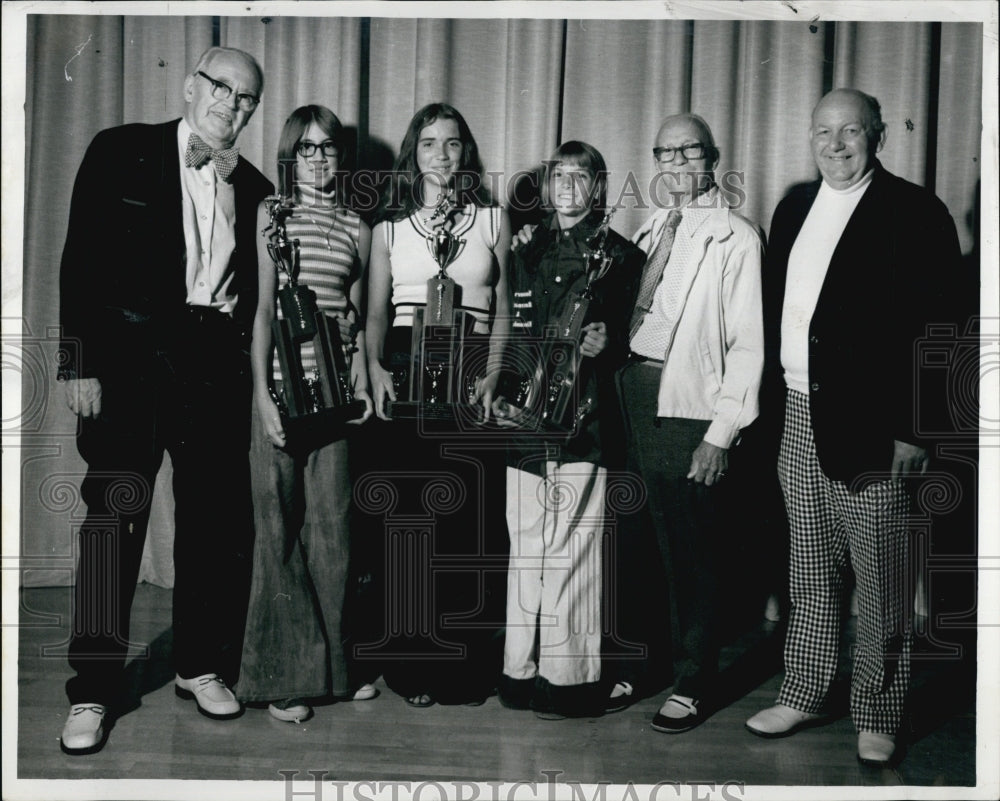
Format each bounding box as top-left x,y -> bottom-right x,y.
184,133 -> 239,182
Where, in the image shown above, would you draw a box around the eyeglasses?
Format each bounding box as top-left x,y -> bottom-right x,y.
296,141 -> 339,158
653,143 -> 707,164
196,71 -> 259,112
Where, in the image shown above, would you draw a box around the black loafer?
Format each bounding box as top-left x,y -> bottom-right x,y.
651,695 -> 703,733
498,675 -> 536,710
605,681 -> 636,714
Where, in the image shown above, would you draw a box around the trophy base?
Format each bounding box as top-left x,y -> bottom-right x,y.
387,400 -> 504,431
281,401 -> 367,450
495,400 -> 578,435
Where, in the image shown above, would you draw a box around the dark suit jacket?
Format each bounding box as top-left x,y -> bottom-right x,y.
58,119 -> 273,381
761,161 -> 961,485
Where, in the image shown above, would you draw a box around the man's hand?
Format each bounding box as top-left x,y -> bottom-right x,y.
892,440 -> 928,480
580,322 -> 608,358
687,440 -> 728,486
511,223 -> 537,249
64,377 -> 102,419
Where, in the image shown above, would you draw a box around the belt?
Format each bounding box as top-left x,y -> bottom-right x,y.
628,352 -> 664,366
184,305 -> 233,326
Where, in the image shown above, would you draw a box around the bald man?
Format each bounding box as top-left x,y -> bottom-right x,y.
745,89 -> 961,766
615,114 -> 764,732
58,47 -> 273,754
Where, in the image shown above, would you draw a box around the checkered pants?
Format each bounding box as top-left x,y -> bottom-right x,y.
503,462 -> 606,687
776,389 -> 912,734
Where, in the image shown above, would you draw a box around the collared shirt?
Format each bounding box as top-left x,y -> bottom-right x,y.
177,118 -> 238,313
630,190 -> 719,358
780,170 -> 874,394
630,190 -> 764,449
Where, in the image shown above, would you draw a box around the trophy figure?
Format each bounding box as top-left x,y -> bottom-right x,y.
389,195 -> 477,422
264,194 -> 365,444
507,208 -> 617,432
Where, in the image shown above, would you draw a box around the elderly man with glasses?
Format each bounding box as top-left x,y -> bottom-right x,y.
611,113 -> 764,732
57,46 -> 273,754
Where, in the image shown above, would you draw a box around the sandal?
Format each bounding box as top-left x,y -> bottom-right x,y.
404,693 -> 435,708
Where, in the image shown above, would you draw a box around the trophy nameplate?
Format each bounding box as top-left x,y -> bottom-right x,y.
500,209 -> 617,433
263,194 -> 365,446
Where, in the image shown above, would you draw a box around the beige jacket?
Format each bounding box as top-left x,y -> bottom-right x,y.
631,201 -> 764,449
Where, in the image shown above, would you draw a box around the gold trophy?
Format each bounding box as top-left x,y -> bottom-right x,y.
505,208 -> 617,432
264,194 -> 365,445
389,195 -> 480,423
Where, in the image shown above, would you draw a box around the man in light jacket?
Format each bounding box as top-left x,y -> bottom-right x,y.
616,113 -> 764,733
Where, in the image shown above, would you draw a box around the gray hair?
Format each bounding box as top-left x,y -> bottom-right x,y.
193,46 -> 264,95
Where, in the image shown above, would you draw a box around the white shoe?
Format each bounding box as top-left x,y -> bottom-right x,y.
60,703 -> 107,755
763,594 -> 781,622
352,683 -> 379,701
268,698 -> 313,723
858,731 -> 896,766
175,673 -> 242,719
745,703 -> 824,738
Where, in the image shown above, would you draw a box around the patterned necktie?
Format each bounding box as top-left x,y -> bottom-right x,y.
629,209 -> 683,339
184,133 -> 239,182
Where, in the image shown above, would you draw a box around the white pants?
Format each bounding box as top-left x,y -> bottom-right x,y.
503,462 -> 606,687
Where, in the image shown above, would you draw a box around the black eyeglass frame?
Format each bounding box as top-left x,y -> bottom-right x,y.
196,71 -> 260,112
296,141 -> 340,158
652,143 -> 709,164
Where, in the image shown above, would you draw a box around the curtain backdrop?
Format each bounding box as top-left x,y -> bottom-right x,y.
18,14 -> 984,586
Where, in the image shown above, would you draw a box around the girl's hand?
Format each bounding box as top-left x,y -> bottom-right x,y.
257,393 -> 286,448
369,363 -> 397,421
349,387 -> 374,425
511,224 -> 537,249
491,395 -> 525,429
336,313 -> 356,348
472,371 -> 500,423
580,321 -> 608,358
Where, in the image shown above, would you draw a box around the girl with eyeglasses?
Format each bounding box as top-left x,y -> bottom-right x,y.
236,105 -> 377,723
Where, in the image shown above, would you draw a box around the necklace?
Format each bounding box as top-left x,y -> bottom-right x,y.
300,206 -> 339,252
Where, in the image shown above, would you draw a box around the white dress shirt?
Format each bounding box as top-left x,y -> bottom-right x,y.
177,118 -> 238,313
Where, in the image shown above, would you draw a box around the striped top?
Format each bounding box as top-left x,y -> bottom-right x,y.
272,189 -> 361,380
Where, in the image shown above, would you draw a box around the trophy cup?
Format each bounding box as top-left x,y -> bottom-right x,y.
504,209 -> 618,432
389,196 -> 480,423
264,194 -> 365,445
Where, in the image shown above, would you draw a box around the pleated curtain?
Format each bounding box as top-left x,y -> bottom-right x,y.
17,14 -> 984,586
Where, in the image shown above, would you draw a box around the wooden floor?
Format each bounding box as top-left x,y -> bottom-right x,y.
13,585 -> 976,792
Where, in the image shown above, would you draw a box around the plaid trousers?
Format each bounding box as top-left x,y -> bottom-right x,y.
776,389 -> 912,734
